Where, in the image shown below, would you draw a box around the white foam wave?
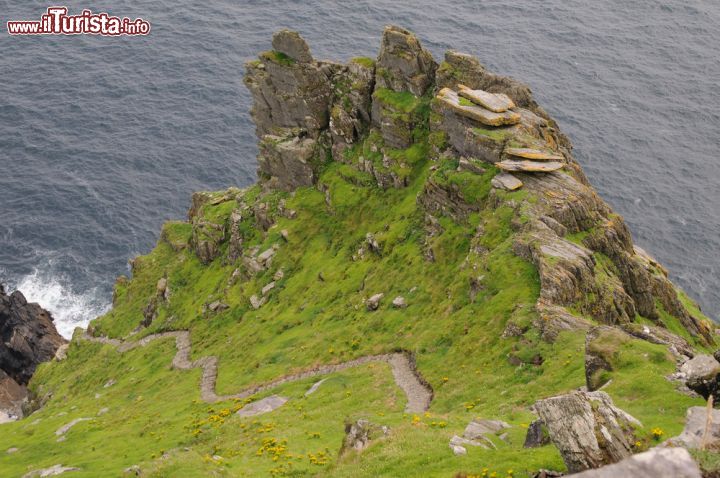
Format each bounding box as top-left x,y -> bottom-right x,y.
9,270 -> 111,339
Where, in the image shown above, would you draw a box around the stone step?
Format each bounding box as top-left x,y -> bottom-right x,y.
458,85 -> 515,113
504,147 -> 564,162
497,159 -> 564,173
491,173 -> 523,191
436,88 -> 520,127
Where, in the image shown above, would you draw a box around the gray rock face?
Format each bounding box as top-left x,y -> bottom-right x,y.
534,390 -> 641,473
571,447 -> 701,478
0,286 -> 66,421
330,59 -> 375,161
341,419 -> 389,454
271,29 -> 313,63
244,31 -> 334,190
0,286 -> 67,386
257,135 -> 319,191
374,25 -> 436,97
678,355 -> 720,399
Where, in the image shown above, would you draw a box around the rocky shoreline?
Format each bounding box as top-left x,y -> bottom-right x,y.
0,284 -> 65,422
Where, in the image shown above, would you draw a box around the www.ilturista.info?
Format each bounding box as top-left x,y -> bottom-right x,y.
7,7 -> 150,36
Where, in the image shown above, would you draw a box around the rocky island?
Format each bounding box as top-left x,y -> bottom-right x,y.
1,26 -> 719,477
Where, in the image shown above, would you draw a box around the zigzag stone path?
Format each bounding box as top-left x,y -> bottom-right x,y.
82,331 -> 433,413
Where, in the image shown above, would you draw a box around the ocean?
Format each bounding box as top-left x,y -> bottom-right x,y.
1,0 -> 718,337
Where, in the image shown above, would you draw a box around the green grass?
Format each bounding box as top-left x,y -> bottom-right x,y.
1,79 -> 716,477
260,50 -> 296,67
351,57 -> 375,69
372,88 -> 420,114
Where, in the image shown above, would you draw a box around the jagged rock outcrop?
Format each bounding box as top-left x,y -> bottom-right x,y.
0,286 -> 66,385
534,390 -> 641,473
244,29 -> 333,190
0,285 -> 66,420
239,26 -> 715,354
374,25 -> 436,97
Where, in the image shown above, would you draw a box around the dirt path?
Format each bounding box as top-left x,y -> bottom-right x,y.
82,331 -> 433,413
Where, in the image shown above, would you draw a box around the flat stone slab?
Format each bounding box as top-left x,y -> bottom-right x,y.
304,379 -> 327,397
504,147 -> 564,162
572,447 -> 701,478
236,395 -> 288,417
458,85 -> 515,113
437,88 -> 520,127
497,159 -> 564,173
491,173 -> 523,191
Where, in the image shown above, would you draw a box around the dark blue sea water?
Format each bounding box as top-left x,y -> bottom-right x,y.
1,1 -> 719,337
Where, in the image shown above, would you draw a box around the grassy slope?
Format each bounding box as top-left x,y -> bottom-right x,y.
0,113 -> 713,477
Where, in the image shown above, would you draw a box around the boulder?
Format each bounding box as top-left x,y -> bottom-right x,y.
571,447 -> 701,478
497,159 -> 564,173
534,390 -> 641,473
0,286 -> 66,397
392,296 -> 407,309
664,405 -> 720,450
341,419 -> 389,454
678,355 -> 720,399
524,419 -> 551,448
491,173 -> 523,191
366,293 -> 384,311
458,85 -> 516,112
436,88 -> 521,127
271,29 -> 313,63
463,418 -> 510,440
236,395 -> 287,417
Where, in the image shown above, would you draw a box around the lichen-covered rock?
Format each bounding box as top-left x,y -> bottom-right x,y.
524,419 -> 551,448
374,25 -> 436,96
341,419 -> 389,455
571,447 -> 701,478
534,390 -> 641,473
533,300 -> 592,343
329,58 -> 375,160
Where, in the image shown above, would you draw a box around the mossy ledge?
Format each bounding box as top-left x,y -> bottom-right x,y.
2,26 -> 717,478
